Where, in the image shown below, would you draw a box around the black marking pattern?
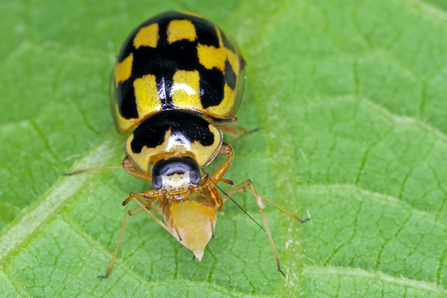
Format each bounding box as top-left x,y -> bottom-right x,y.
224,60 -> 236,90
114,11 -> 239,120
130,110 -> 215,154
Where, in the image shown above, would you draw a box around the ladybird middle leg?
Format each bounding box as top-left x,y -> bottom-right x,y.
219,124 -> 248,136
219,125 -> 262,145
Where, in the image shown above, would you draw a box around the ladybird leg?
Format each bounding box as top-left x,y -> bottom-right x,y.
203,115 -> 237,125
122,157 -> 153,181
64,165 -> 122,176
208,143 -> 234,183
64,156 -> 152,181
223,179 -> 308,277
219,125 -> 244,136
219,125 -> 263,145
98,207 -> 143,279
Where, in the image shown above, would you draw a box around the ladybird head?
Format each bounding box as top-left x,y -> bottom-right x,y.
152,156 -> 202,193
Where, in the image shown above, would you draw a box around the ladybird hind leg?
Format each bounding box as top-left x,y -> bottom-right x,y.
222,179 -> 309,277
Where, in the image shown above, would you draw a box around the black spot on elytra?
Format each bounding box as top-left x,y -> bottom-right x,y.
224,60 -> 236,90
117,80 -> 138,119
200,67 -> 225,109
114,11 -> 240,120
130,110 -> 214,153
195,22 -> 219,48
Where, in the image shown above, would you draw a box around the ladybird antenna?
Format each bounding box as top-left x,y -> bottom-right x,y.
215,184 -> 265,232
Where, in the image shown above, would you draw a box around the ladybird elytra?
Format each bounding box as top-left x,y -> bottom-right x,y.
111,10 -> 245,135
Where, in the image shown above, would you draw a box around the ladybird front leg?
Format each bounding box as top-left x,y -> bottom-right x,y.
64,165 -> 122,176
122,157 -> 152,181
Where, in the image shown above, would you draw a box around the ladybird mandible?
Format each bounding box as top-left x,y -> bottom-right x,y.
97,11 -> 308,278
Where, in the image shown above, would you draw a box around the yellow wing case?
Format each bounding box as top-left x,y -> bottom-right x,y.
110,11 -> 245,134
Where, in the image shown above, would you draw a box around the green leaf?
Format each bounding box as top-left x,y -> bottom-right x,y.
1,0 -> 447,297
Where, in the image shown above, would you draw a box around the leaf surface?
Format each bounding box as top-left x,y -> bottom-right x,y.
1,0 -> 447,297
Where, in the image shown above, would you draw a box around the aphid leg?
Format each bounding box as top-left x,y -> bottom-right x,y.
256,195 -> 310,223
224,179 -> 305,277
220,178 -> 234,185
132,195 -> 174,238
225,182 -> 310,223
99,192 -> 168,279
209,186 -> 224,211
98,207 -> 143,279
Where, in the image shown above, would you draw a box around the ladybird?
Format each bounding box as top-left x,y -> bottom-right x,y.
91,11 -> 308,278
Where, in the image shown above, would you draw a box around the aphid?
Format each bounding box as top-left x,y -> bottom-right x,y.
68,11 -> 308,278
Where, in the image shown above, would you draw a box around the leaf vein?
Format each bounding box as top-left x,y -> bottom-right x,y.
303,265 -> 447,295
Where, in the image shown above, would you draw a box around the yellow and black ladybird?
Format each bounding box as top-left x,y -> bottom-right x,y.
95,11 -> 308,279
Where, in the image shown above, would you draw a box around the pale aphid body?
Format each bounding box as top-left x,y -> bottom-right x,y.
163,189 -> 217,261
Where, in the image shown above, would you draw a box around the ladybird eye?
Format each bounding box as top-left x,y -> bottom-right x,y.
152,175 -> 163,190
189,170 -> 201,185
